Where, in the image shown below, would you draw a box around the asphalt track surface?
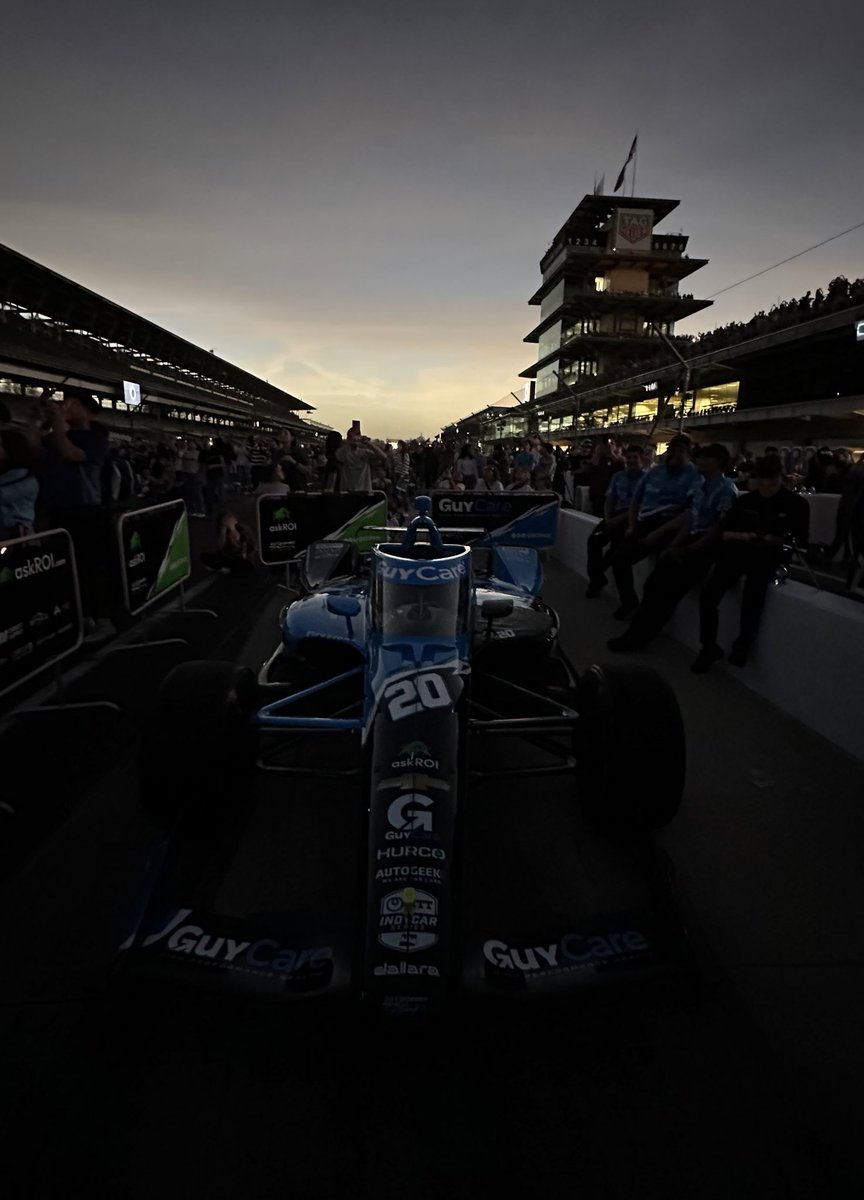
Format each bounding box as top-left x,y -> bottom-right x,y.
2,560 -> 863,1198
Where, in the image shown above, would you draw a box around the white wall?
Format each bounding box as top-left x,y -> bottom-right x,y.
554,510 -> 864,763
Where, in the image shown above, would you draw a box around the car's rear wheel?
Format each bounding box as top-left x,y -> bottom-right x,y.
139,661 -> 258,832
575,663 -> 685,836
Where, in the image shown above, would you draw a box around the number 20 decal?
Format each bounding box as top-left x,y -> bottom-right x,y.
384,673 -> 450,721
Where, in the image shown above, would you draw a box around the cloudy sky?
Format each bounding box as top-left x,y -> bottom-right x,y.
2,0 -> 863,436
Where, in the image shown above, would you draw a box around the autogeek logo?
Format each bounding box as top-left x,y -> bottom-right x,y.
140,908 -> 333,975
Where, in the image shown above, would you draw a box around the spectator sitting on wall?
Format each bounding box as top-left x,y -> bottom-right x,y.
692,455 -> 810,673
607,434 -> 703,620
0,428 -> 40,540
607,445 -> 738,652
585,444 -> 646,599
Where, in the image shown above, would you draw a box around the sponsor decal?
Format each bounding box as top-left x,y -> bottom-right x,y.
375,866 -> 443,883
391,741 -> 440,771
387,792 -> 433,833
5,552 -> 65,581
128,530 -> 145,569
437,497 -> 513,516
138,908 -> 333,978
0,623 -> 24,645
378,888 -> 438,953
269,505 -> 298,534
380,560 -> 466,584
384,672 -> 450,721
374,963 -> 440,978
377,845 -> 445,861
378,773 -> 449,793
483,929 -> 650,975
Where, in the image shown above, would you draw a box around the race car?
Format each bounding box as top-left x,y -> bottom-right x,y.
123,493 -> 687,1015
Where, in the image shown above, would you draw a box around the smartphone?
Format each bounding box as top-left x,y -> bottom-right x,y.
352,420 -> 361,432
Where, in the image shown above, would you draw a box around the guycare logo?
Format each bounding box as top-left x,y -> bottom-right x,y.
380,560 -> 466,584
138,908 -> 333,976
483,928 -> 650,974
378,888 -> 438,953
387,792 -> 433,834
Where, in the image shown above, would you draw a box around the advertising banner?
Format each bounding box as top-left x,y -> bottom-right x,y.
0,528 -> 82,699
364,697 -> 462,1016
118,500 -> 191,615
257,492 -> 387,565
613,208 -> 653,253
431,491 -> 559,548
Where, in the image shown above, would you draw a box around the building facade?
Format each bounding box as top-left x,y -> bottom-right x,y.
521,193 -> 711,412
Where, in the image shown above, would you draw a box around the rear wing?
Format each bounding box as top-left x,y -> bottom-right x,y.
430,491 -> 559,549
257,492 -> 387,565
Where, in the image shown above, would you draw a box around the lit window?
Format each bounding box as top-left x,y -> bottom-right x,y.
594,276 -> 607,292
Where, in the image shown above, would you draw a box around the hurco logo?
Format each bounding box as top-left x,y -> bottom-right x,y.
128,530 -> 145,569
270,505 -> 298,534
391,741 -> 439,771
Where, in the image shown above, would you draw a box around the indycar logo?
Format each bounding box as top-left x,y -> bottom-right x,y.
379,888 -> 438,952
387,792 -> 433,833
380,560 -> 466,584
483,929 -> 650,974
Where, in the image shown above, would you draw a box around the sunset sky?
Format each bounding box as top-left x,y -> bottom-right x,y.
2,0 -> 863,436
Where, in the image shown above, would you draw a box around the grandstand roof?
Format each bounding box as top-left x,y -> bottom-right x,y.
0,241 -> 312,413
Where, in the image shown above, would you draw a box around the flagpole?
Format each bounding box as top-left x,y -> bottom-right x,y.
631,135 -> 638,197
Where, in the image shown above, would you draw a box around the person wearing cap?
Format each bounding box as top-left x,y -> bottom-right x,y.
692,455 -> 810,672
585,444 -> 646,599
607,445 -> 738,651
607,434 -> 704,619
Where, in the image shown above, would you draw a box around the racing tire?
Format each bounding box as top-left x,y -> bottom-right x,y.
575,662 -> 685,836
139,660 -> 258,832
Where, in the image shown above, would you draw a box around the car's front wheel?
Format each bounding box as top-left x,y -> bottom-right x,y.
575,662 -> 685,837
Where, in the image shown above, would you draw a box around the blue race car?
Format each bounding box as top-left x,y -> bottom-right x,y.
125,494 -> 686,1015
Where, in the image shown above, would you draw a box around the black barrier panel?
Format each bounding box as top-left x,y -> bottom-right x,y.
117,500 -> 191,615
0,528 -> 83,699
430,491 -> 559,547
256,492 -> 387,565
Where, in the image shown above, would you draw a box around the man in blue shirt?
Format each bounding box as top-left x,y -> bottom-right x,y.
607,444 -> 738,651
607,434 -> 703,619
585,444 -> 646,598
